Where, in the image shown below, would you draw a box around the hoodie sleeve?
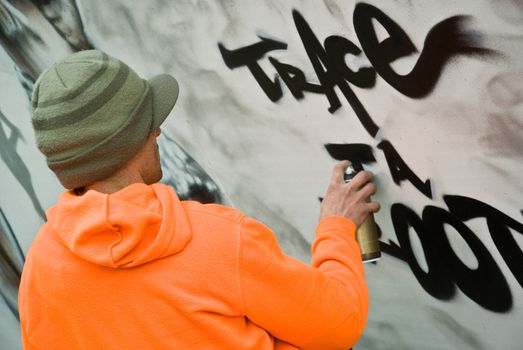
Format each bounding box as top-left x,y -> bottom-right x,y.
238,215 -> 368,350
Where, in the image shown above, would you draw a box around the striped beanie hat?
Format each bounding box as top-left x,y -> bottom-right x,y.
31,50 -> 179,189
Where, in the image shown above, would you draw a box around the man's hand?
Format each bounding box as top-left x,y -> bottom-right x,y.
320,161 -> 380,226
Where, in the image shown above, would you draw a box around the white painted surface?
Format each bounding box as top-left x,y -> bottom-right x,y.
1,0 -> 521,349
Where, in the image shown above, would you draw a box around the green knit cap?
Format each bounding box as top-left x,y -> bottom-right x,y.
31,50 -> 179,189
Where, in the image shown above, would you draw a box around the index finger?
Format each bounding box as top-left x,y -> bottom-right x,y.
331,160 -> 350,184
350,170 -> 374,190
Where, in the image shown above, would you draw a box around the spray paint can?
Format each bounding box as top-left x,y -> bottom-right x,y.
344,162 -> 381,263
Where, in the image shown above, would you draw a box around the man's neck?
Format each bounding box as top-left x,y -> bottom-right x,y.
82,169 -> 145,195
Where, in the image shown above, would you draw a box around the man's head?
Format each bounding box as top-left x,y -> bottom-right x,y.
31,50 -> 179,189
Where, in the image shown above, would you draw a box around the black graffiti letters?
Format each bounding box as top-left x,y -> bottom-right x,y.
268,57 -> 324,100
353,3 -> 496,98
323,35 -> 376,89
292,10 -> 380,137
218,3 -> 520,313
445,195 -> 523,289
218,36 -> 287,102
326,142 -> 522,312
324,143 -> 376,163
390,204 -> 455,300
325,141 -> 433,199
218,3 -> 493,136
219,9 -> 381,136
423,205 -> 511,313
353,4 -> 492,97
377,140 -> 433,199
387,198 -> 520,313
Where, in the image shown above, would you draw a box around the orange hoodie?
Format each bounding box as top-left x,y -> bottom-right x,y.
19,183 -> 368,349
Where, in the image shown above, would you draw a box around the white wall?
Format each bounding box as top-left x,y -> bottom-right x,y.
1,0 -> 522,349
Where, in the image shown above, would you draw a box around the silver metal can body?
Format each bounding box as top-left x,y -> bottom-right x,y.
344,164 -> 381,263
356,206 -> 381,263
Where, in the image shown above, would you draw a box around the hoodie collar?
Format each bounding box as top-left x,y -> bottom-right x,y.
47,183 -> 191,268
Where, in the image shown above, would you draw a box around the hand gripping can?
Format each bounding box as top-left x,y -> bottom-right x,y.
344,162 -> 381,263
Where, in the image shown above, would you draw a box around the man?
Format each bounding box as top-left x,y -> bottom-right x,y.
19,50 -> 380,349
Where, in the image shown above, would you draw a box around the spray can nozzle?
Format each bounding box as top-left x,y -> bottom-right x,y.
343,161 -> 364,182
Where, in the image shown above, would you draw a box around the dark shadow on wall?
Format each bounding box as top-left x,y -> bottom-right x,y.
0,0 -> 39,81
159,132 -> 225,204
0,110 -> 46,220
0,208 -> 24,320
29,0 -> 91,51
0,0 -> 61,82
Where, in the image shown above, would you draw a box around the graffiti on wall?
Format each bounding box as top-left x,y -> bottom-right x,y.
1,1 -> 522,349
219,2 -> 523,313
0,207 -> 24,319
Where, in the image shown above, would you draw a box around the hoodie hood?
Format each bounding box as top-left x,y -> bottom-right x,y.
47,183 -> 191,268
